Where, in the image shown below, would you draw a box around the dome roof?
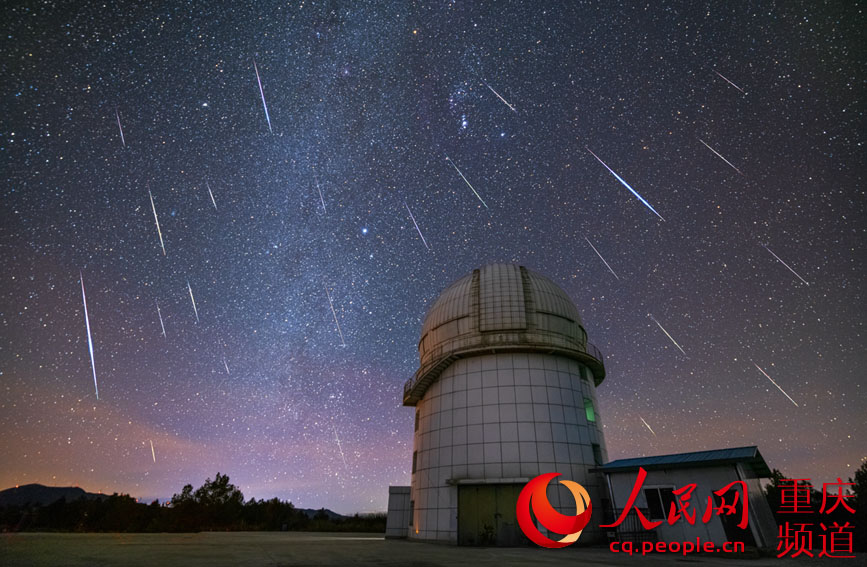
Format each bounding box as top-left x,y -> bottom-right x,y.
404,264 -> 605,405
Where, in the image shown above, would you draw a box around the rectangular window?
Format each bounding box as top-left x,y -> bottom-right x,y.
644,487 -> 676,521
415,410 -> 420,431
409,500 -> 414,526
660,487 -> 675,518
412,451 -> 418,474
592,443 -> 603,466
584,397 -> 596,422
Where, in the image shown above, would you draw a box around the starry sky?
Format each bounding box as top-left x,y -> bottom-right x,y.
1,1 -> 864,514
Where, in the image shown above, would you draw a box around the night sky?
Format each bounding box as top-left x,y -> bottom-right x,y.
2,1 -> 864,514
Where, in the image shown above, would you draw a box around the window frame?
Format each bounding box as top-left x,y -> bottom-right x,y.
591,443 -> 603,465
583,397 -> 596,422
643,485 -> 677,521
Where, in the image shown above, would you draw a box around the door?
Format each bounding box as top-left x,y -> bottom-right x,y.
714,491 -> 757,547
458,484 -> 526,546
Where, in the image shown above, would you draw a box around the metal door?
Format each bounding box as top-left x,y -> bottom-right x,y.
458,484 -> 525,546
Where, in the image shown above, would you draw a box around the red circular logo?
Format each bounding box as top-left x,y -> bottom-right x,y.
516,472 -> 593,548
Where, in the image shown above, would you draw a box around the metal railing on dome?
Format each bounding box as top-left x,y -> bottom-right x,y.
402,341 -> 604,403
585,341 -> 604,365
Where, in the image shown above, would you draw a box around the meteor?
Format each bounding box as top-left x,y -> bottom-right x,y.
313,170 -> 326,213
713,69 -> 746,94
156,299 -> 166,337
79,272 -> 99,400
115,109 -> 126,147
148,189 -> 166,256
586,147 -> 665,221
150,440 -> 156,463
639,416 -> 657,437
253,58 -> 272,133
333,424 -> 348,471
648,313 -> 687,356
584,237 -> 619,280
404,201 -> 430,250
206,181 -> 217,210
187,281 -> 199,324
698,138 -> 744,175
482,80 -> 517,113
325,285 -> 346,347
761,244 -> 809,286
445,155 -> 488,208
753,362 -> 799,407
223,358 -> 230,375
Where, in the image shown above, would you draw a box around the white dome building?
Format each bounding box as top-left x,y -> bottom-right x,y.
386,264 -> 609,545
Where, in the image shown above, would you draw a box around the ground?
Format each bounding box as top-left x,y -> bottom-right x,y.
0,532 -> 856,566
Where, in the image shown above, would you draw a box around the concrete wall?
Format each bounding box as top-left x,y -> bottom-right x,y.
606,464 -> 775,548
385,486 -> 410,539
410,352 -> 608,543
737,463 -> 778,548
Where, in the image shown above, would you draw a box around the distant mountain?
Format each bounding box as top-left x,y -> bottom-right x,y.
0,484 -> 109,507
0,485 -> 348,520
297,508 -> 344,520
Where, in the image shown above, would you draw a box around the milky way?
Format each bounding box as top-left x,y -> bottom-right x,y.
1,2 -> 863,513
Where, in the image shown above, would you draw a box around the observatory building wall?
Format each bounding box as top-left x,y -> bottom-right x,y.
395,264 -> 610,545
410,352 -> 607,543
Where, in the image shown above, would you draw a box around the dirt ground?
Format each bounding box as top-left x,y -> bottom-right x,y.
0,532 -> 857,566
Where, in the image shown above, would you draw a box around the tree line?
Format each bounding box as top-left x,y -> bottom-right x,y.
0,473 -> 385,533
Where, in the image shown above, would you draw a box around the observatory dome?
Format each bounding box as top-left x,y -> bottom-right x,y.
405,264 -> 605,405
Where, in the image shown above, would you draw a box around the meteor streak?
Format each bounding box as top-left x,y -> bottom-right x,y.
156,299 -> 166,337
404,201 -> 430,250
584,237 -> 619,280
445,155 -> 488,208
713,70 -> 746,94
206,181 -> 217,210
148,189 -> 166,256
223,358 -> 230,375
753,362 -> 799,407
586,147 -> 664,221
698,138 -> 744,175
187,281 -> 199,324
639,416 -> 657,437
150,440 -> 156,463
313,171 -> 326,213
333,424 -> 348,470
253,58 -> 272,133
648,313 -> 687,356
325,285 -> 346,347
482,80 -> 517,113
115,109 -> 126,147
761,244 -> 809,286
80,272 -> 99,400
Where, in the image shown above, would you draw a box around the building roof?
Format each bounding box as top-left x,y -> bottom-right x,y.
403,264 -> 606,405
599,446 -> 772,478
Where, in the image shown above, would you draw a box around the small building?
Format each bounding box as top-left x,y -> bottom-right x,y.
599,446 -> 778,549
385,486 -> 411,539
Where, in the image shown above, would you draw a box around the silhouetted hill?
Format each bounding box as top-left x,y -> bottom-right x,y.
0,484 -> 108,507
0,485 -> 346,521
0,478 -> 383,533
298,508 -> 344,520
